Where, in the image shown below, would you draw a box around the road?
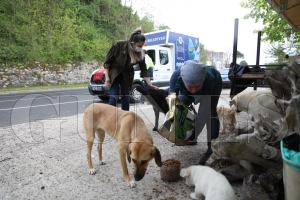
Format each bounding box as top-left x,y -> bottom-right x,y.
0,89 -> 100,127
0,88 -> 233,128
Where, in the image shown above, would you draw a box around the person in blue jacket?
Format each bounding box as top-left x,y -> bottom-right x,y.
169,60 -> 223,165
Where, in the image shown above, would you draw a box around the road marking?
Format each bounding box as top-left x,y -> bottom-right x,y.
0,100 -> 153,112
0,93 -> 91,103
0,99 -> 94,111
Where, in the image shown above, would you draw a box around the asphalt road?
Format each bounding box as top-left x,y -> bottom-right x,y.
0,89 -> 101,127
0,88 -> 233,128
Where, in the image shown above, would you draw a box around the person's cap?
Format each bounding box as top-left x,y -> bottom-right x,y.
180,60 -> 206,86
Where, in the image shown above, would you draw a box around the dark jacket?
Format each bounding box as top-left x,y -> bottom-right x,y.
169,66 -> 223,135
104,40 -> 149,91
169,66 -> 222,104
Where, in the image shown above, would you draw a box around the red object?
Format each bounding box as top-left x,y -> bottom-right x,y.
93,68 -> 105,82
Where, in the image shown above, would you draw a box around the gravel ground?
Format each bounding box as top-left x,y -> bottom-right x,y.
0,90 -> 245,200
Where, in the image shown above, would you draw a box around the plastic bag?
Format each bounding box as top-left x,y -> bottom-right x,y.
158,93 -> 195,143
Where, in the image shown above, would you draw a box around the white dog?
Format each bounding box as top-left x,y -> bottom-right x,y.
230,88 -> 283,121
180,165 -> 237,200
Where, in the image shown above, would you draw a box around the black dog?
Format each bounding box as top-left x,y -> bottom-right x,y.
136,85 -> 169,131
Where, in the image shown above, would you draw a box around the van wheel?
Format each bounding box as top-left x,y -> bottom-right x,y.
98,96 -> 109,101
130,84 -> 142,103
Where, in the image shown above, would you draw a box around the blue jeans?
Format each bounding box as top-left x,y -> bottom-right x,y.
148,67 -> 153,80
108,73 -> 130,111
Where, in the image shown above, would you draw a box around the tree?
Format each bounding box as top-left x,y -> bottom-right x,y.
200,44 -> 208,64
237,50 -> 244,59
240,0 -> 300,50
155,24 -> 170,31
265,42 -> 297,64
140,13 -> 155,33
0,0 -> 156,64
224,49 -> 244,67
224,49 -> 232,68
240,60 -> 248,66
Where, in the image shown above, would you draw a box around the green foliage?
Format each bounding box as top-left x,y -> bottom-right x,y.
200,44 -> 208,64
266,42 -> 297,64
0,0 -> 155,64
155,24 -> 170,31
240,0 -> 300,49
237,51 -> 244,59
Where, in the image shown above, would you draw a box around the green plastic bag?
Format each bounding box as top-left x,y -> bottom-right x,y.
175,104 -> 195,140
158,93 -> 195,143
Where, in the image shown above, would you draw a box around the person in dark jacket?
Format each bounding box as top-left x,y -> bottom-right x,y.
104,27 -> 157,110
169,60 -> 223,165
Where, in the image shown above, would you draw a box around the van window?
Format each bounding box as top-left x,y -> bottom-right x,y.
159,50 -> 169,65
147,50 -> 156,65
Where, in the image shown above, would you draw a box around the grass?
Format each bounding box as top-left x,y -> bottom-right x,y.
0,83 -> 89,93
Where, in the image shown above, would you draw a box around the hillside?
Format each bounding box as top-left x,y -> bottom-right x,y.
0,0 -> 155,64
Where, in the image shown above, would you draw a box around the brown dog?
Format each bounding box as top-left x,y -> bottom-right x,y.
82,103 -> 162,187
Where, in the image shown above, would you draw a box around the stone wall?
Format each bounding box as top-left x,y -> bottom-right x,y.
0,61 -> 101,88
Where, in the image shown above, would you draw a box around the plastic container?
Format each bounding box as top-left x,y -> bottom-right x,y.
281,141 -> 300,200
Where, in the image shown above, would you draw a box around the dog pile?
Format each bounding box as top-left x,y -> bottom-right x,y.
162,159 -> 180,167
160,159 -> 181,182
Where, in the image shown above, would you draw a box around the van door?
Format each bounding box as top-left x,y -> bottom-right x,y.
133,49 -> 156,82
134,47 -> 172,88
151,47 -> 173,87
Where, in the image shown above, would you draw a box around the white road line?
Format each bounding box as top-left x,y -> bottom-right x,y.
0,100 -> 152,112
0,93 -> 91,103
0,99 -> 94,111
0,88 -> 86,97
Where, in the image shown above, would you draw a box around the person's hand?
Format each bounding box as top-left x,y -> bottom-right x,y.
151,85 -> 159,90
105,77 -> 111,87
166,95 -> 178,101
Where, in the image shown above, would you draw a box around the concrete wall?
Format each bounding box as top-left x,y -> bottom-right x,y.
0,61 -> 101,88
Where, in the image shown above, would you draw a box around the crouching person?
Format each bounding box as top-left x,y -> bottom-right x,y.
169,60 -> 223,165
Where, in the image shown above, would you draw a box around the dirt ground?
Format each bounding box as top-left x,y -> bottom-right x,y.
0,89 -> 248,200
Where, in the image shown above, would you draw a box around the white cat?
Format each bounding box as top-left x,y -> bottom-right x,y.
180,165 -> 237,200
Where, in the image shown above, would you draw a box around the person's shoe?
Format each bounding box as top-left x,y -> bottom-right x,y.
199,148 -> 213,165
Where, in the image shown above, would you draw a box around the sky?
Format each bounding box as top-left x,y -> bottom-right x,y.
123,0 -> 273,64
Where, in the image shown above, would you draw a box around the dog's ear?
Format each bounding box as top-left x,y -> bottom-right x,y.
151,146 -> 162,167
126,146 -> 131,163
231,105 -> 237,112
180,168 -> 190,178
